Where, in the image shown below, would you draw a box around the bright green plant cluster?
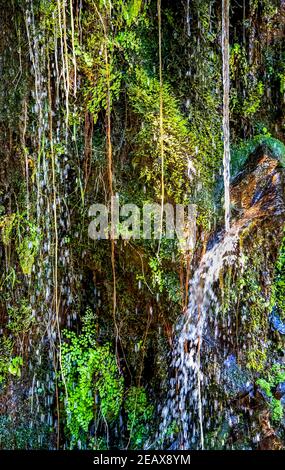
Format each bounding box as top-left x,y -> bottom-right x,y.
8,356 -> 23,378
17,225 -> 40,276
121,0 -> 143,26
0,212 -> 40,276
0,213 -> 16,246
231,134 -> 285,177
257,364 -> 285,423
61,309 -> 124,448
0,336 -> 23,385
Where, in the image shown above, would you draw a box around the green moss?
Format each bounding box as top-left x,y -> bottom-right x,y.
0,214 -> 16,246
17,236 -> 40,276
7,300 -> 34,336
219,236 -> 271,373
242,81 -> 264,118
122,0 -> 143,26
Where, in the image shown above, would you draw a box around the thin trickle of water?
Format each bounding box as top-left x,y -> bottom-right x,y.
186,0 -> 191,36
23,0 -> 80,447
222,0 -> 231,232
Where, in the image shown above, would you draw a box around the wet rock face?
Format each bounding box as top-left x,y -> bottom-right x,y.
202,146 -> 285,449
229,147 -> 285,449
258,410 -> 283,451
231,145 -> 285,221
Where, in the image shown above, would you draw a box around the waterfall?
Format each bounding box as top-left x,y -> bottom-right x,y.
222,0 -> 231,232
157,1 -> 234,450
158,225 -> 241,449
24,0 -> 79,447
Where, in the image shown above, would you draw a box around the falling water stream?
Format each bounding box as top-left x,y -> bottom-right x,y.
186,0 -> 191,36
158,1 -> 233,450
222,0 -> 231,232
159,226 -> 241,449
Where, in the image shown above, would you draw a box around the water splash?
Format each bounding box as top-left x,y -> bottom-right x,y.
159,226 -> 241,449
222,0 -> 231,232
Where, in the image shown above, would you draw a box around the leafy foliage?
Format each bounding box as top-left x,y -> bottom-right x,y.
61,309 -> 124,447
257,364 -> 285,423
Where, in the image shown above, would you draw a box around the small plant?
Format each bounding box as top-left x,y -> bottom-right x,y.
8,356 -> 23,378
0,337 -> 13,384
17,222 -> 40,276
125,386 -> 154,449
0,335 -> 23,384
0,212 -> 40,276
257,364 -> 285,423
61,308 -> 124,448
122,0 -> 143,26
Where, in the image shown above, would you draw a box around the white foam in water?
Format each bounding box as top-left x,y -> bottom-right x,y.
159,226 -> 241,449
